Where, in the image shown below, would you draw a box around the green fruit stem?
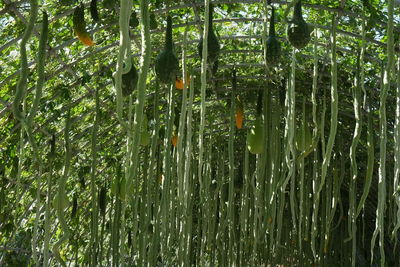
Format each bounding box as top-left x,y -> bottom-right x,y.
165,15 -> 173,50
269,6 -> 276,36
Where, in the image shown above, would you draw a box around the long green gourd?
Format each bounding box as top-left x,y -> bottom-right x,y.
307,27 -> 319,249
227,70 -> 236,264
276,78 -> 290,248
393,52 -> 400,239
11,3 -> 39,256
114,0 -> 133,129
281,49 -> 296,205
177,29 -> 189,265
90,88 -> 100,266
198,0 -> 211,205
160,83 -> 175,258
25,11 -> 48,266
298,99 -> 306,252
297,29 -> 319,162
356,98 -> 374,219
12,0 -> 38,123
371,1 -> 394,265
145,82 -> 160,265
120,0 -> 151,264
360,5 -> 367,109
348,51 -> 362,267
270,98 -> 282,255
27,11 -> 48,125
353,4 -> 367,222
177,29 -> 188,207
43,134 -> 55,267
312,14 -> 338,259
53,109 -> 71,267
180,74 -> 194,266
147,80 -> 160,266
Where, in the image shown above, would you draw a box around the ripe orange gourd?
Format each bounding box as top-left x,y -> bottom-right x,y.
171,134 -> 178,147
235,95 -> 244,129
73,4 -> 95,46
175,75 -> 190,90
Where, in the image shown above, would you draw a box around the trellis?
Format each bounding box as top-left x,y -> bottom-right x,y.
0,0 -> 400,266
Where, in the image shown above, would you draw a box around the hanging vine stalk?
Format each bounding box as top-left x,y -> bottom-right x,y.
371,1 -> 394,265
198,0 -> 211,190
53,109 -> 72,267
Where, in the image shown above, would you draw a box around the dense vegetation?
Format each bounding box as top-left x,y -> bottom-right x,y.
0,0 -> 399,266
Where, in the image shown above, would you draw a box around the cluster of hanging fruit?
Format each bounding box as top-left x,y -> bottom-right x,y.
155,3 -> 220,85
70,1 -> 312,153
153,4 -> 220,147
265,0 -> 313,65
247,0 -> 312,154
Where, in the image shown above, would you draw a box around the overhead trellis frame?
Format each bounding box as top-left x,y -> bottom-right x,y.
1,0 -> 400,266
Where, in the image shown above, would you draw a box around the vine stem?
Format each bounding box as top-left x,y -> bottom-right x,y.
198,0 -> 210,193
